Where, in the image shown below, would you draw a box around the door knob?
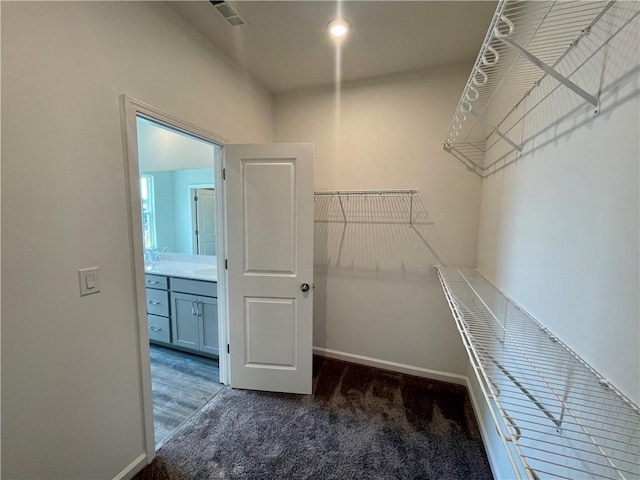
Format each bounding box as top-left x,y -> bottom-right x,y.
300,283 -> 310,292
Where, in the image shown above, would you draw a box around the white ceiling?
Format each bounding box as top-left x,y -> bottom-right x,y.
167,1 -> 497,93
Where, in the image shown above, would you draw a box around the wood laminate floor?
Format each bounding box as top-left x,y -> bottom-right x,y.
149,344 -> 224,446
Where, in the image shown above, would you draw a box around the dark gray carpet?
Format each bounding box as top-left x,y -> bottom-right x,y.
136,357 -> 493,480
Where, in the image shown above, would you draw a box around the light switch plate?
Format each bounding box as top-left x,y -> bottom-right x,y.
79,267 -> 101,296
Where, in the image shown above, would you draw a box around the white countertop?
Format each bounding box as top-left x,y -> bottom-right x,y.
144,254 -> 217,281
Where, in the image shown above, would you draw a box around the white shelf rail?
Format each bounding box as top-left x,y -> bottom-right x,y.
442,0 -> 638,177
435,266 -> 640,480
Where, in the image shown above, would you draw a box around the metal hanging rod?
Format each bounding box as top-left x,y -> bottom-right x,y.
435,266 -> 640,480
314,189 -> 418,196
441,0 -> 634,176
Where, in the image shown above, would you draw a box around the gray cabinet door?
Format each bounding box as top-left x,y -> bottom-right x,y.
199,296 -> 219,355
171,292 -> 199,350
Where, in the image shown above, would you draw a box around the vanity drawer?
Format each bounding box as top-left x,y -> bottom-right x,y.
145,274 -> 168,290
171,277 -> 217,298
148,314 -> 170,343
146,288 -> 169,316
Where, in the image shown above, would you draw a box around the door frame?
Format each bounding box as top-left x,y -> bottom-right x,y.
120,95 -> 230,461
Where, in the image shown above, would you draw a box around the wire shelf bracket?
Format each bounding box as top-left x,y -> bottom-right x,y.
496,35 -> 599,110
468,109 -> 523,153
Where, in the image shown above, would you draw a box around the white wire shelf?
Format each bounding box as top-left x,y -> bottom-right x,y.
313,190 -> 447,265
435,266 -> 640,480
314,190 -> 429,225
442,0 -> 638,176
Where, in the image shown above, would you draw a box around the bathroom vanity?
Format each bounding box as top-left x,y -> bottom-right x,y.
144,256 -> 218,358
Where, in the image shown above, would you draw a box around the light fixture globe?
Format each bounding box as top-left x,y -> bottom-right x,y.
328,18 -> 351,39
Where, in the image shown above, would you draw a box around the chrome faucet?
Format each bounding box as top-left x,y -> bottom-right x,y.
145,247 -> 169,263
144,249 -> 160,263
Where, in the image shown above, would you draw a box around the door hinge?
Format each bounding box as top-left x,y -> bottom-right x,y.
227,344 -> 230,354
195,229 -> 199,235
222,168 -> 226,180
225,259 -> 228,270
194,195 -> 198,202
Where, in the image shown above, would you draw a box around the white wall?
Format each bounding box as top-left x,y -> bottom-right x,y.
476,1 -> 639,404
275,65 -> 482,377
137,116 -> 216,173
473,4 -> 639,477
1,2 -> 273,479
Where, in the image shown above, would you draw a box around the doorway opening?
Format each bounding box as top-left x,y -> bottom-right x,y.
137,116 -> 223,446
123,98 -> 229,453
123,96 -> 315,463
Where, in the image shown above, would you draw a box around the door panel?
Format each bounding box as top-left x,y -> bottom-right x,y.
199,296 -> 219,355
243,161 -> 295,274
171,292 -> 199,350
245,297 -> 296,368
225,143 -> 314,394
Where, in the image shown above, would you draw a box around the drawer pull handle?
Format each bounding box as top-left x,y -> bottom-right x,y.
150,326 -> 162,332
147,280 -> 160,285
148,300 -> 161,305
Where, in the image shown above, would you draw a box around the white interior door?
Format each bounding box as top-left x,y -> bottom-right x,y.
195,188 -> 216,255
225,143 -> 314,394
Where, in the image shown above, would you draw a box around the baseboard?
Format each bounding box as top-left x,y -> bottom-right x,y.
465,378 -> 505,480
113,453 -> 147,480
313,347 -> 468,386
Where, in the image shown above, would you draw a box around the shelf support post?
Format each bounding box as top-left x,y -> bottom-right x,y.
497,37 -> 599,108
409,195 -> 413,228
467,109 -> 523,153
337,195 -> 347,225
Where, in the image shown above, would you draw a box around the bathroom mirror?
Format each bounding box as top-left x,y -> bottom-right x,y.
137,115 -> 220,255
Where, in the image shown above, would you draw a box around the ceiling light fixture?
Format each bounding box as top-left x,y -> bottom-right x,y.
327,18 -> 351,39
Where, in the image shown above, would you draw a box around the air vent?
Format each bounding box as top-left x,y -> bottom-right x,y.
226,16 -> 244,27
210,1 -> 248,27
